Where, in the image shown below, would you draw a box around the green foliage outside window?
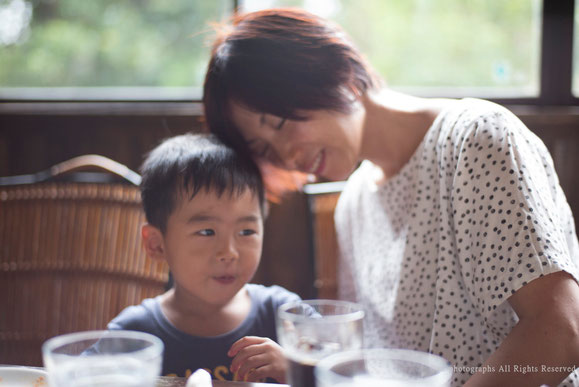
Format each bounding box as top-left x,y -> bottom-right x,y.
244,0 -> 541,93
0,0 -> 542,97
0,0 -> 230,88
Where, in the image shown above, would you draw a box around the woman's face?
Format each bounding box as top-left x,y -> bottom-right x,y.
228,101 -> 365,181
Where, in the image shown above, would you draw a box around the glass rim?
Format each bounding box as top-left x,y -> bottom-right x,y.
314,348 -> 453,385
277,299 -> 365,323
42,330 -> 164,360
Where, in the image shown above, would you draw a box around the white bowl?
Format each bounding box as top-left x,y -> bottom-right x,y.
0,366 -> 48,386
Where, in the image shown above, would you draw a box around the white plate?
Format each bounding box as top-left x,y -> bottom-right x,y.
0,367 -> 47,386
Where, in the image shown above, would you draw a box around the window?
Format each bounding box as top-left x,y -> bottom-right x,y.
0,0 -> 575,104
243,0 -> 542,98
0,0 -> 231,100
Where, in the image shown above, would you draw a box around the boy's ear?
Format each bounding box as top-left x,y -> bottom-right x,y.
141,223 -> 166,261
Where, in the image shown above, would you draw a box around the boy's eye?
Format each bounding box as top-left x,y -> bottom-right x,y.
197,229 -> 215,236
240,229 -> 257,236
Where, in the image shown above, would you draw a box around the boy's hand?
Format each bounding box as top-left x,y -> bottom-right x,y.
228,336 -> 287,383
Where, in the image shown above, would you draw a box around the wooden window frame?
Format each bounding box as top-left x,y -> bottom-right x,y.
0,0 -> 576,114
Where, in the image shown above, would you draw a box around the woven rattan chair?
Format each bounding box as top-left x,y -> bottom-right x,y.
0,155 -> 169,366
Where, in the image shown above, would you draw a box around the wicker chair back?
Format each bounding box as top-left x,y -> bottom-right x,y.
0,157 -> 169,366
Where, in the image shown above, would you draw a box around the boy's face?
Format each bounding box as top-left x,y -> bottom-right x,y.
157,187 -> 263,307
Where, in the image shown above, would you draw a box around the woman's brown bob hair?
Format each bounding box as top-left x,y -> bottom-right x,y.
203,8 -> 379,198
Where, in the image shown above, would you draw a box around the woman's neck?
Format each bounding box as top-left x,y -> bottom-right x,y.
360,89 -> 452,180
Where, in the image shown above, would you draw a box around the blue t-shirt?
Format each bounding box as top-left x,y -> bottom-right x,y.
107,284 -> 300,381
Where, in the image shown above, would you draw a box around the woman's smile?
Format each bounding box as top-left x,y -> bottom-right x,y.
228,102 -> 364,182
306,149 -> 325,175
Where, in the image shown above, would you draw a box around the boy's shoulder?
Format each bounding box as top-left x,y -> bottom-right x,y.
107,297 -> 160,332
243,284 -> 301,336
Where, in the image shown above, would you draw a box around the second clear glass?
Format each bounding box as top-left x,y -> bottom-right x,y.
315,348 -> 453,387
276,299 -> 365,387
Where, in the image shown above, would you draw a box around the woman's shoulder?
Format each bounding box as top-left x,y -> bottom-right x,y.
434,98 -> 528,147
437,98 -> 514,129
451,97 -> 512,116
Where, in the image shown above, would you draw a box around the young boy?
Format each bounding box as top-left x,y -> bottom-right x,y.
107,133 -> 300,383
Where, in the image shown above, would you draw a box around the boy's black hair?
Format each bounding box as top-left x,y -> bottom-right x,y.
140,133 -> 266,232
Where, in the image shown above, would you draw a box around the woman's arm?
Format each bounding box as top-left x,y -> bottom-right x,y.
465,271 -> 579,387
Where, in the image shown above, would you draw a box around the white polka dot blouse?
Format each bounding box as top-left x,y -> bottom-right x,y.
335,98 -> 579,387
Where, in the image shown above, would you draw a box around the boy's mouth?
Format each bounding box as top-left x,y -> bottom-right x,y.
213,275 -> 236,285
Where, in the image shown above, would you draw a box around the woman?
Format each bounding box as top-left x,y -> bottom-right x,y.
203,8 -> 579,387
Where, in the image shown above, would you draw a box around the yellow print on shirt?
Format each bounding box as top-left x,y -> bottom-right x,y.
167,365 -> 263,382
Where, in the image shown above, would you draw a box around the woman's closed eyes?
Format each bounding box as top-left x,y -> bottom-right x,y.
275,117 -> 287,130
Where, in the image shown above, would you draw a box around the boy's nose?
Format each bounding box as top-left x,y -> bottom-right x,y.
217,237 -> 239,263
219,254 -> 237,263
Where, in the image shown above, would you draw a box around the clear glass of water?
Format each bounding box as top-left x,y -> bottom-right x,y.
277,299 -> 365,387
42,330 -> 163,387
314,348 -> 453,387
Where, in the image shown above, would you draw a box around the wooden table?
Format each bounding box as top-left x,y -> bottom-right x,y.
0,365 -> 286,387
156,377 -> 286,387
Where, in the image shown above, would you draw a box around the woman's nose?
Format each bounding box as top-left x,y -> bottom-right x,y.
273,140 -> 301,171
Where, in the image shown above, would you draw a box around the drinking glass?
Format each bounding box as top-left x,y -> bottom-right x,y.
315,348 -> 453,387
277,299 -> 365,387
42,330 -> 163,387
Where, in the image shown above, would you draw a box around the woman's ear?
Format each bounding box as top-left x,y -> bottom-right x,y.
141,223 -> 166,262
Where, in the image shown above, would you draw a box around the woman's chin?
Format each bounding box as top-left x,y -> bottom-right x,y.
318,170 -> 350,182
329,165 -> 360,182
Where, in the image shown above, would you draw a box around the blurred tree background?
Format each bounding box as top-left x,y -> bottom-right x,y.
0,0 -> 542,95
0,0 -> 231,88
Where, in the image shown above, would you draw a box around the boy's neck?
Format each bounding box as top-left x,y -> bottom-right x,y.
159,286 -> 252,337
